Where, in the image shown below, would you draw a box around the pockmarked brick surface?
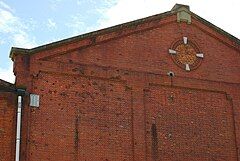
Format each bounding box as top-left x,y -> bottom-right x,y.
145,86 -> 237,160
28,72 -> 133,160
10,7 -> 240,161
0,94 -> 16,161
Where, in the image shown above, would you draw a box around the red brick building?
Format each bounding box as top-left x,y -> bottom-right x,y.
3,4 -> 240,161
0,80 -> 17,161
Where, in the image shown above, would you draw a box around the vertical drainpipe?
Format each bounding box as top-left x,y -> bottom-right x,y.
15,89 -> 26,161
15,95 -> 22,161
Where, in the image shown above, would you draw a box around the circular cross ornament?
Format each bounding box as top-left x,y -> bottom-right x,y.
169,37 -> 204,71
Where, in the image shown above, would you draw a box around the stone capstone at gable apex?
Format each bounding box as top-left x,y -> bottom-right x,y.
171,4 -> 191,24
171,3 -> 190,11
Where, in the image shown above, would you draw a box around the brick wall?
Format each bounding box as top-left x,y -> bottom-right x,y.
145,86 -> 237,160
0,93 -> 16,161
13,10 -> 240,161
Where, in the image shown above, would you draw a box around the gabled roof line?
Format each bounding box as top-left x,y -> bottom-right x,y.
191,12 -> 240,46
10,10 -> 173,58
10,4 -> 240,59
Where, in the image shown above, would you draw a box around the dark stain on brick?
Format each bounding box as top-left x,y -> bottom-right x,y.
151,123 -> 158,161
74,109 -> 80,161
22,55 -> 30,71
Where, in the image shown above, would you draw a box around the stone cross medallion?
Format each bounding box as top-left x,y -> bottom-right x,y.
169,37 -> 204,71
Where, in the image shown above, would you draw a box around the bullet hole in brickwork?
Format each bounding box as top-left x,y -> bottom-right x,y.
52,83 -> 55,85
116,97 -> 123,101
167,95 -> 174,103
116,113 -> 121,117
65,84 -> 71,89
60,107 -> 64,110
48,90 -> 54,94
110,75 -> 121,80
125,86 -> 132,91
99,84 -> 106,93
69,59 -> 73,63
167,133 -> 172,139
60,92 -> 67,96
72,68 -> 78,72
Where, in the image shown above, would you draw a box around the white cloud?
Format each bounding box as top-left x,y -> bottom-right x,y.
50,0 -> 64,10
47,18 -> 57,29
13,30 -> 36,48
0,1 -> 35,83
0,64 -> 15,83
0,39 -> 5,45
98,0 -> 240,39
0,1 -> 37,48
0,1 -> 14,12
66,14 -> 86,35
97,0 -> 174,29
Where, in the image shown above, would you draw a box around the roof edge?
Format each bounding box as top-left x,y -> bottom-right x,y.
9,10 -> 173,59
9,4 -> 240,59
191,12 -> 240,46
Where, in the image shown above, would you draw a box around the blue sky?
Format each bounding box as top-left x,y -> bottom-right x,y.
0,0 -> 240,83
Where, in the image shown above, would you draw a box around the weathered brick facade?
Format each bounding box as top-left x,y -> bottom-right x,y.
0,80 -> 16,161
6,4 -> 240,161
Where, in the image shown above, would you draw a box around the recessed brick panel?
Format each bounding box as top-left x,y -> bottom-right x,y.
144,85 -> 237,161
29,72 -> 133,161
